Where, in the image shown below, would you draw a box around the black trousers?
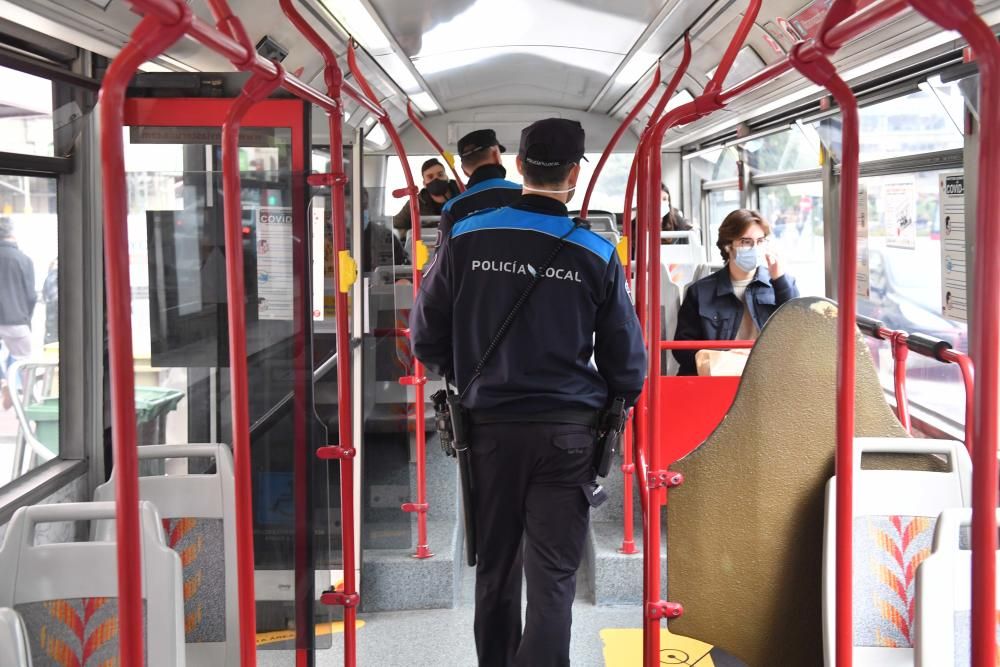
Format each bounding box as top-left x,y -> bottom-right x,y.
469,422 -> 606,667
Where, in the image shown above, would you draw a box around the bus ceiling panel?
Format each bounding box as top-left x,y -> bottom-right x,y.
663,1 -> 1000,150
365,0 -> 681,113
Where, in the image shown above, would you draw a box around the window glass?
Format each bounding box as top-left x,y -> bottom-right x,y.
0,176 -> 59,485
858,83 -> 964,161
757,182 -> 825,297
743,127 -> 819,174
705,189 -> 742,261
0,67 -> 54,157
686,147 -> 738,230
856,170 -> 967,428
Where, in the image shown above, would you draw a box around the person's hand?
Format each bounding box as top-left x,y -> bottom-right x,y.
765,249 -> 783,280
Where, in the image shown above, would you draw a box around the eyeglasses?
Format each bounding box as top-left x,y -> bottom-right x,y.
733,237 -> 769,249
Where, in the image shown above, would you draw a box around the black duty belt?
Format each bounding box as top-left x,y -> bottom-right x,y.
469,409 -> 601,428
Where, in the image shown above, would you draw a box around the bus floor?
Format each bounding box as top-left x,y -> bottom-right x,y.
256,560 -> 651,666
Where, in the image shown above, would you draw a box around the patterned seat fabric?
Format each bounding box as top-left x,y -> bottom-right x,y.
16,598 -> 147,667
854,515 -> 936,648
162,517 -> 226,643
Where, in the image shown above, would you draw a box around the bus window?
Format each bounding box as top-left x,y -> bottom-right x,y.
757,182 -> 824,297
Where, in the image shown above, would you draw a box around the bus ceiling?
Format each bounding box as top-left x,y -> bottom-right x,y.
4,0 -> 998,148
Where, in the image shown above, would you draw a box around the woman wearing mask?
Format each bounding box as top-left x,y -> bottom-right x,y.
673,209 -> 799,375
661,184 -> 693,244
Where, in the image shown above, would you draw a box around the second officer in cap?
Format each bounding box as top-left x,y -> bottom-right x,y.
438,129 -> 522,240
411,119 -> 647,666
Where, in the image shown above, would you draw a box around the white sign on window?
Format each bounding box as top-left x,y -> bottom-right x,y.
940,173 -> 967,323
857,184 -> 870,298
883,179 -> 917,250
255,206 -> 294,321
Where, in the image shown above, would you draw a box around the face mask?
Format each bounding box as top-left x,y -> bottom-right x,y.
426,178 -> 450,197
732,245 -> 764,273
523,185 -> 577,199
362,211 -> 370,228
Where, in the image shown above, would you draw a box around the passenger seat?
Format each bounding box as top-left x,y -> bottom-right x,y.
0,501 -> 186,666
823,437 -> 972,666
914,507 -> 1000,666
0,608 -> 32,666
94,444 -> 238,667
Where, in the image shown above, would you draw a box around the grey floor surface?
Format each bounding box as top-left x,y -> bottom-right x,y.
257,562 -> 645,667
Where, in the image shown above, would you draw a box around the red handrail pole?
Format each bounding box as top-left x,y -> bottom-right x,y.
98,7 -> 192,666
620,419 -> 637,554
580,67 -> 662,217
906,3 -> 1000,664
128,0 -> 385,119
278,1 -> 363,663
347,44 -> 433,560
406,101 -> 465,191
223,69 -> 284,667
890,333 -> 911,433
789,32 -> 860,667
941,349 -> 975,454
704,0 -> 763,96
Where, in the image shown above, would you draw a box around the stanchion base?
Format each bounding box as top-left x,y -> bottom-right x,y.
412,546 -> 434,559
618,541 -> 639,555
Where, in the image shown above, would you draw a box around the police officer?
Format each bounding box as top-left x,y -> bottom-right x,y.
410,118 -> 647,666
438,129 -> 522,240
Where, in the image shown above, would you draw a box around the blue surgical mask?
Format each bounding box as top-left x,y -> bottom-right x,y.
733,245 -> 763,273
362,211 -> 370,229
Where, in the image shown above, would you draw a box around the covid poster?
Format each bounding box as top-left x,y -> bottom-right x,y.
256,206 -> 294,321
884,179 -> 917,249
857,185 -> 870,298
940,173 -> 967,322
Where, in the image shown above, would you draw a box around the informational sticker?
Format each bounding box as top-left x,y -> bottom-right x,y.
256,206 -> 294,321
311,196 -> 326,322
883,179 -> 917,250
788,0 -> 878,39
940,172 -> 968,322
857,185 -> 870,298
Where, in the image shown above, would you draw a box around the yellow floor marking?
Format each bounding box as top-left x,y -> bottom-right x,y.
601,628 -> 716,666
256,620 -> 366,647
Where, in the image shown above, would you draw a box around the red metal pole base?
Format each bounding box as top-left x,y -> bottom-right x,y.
618,541 -> 639,555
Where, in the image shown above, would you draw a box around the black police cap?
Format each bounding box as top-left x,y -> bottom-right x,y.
457,129 -> 506,158
518,118 -> 586,168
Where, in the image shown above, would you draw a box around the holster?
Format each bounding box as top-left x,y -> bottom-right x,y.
594,397 -> 627,478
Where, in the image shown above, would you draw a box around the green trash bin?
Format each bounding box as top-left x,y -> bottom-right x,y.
24,387 -> 185,454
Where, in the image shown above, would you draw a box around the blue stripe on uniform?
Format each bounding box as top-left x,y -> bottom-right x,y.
441,178 -> 522,213
451,208 -> 615,263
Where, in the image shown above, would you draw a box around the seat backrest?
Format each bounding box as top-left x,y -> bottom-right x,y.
0,501 -> 185,667
915,508 -> 1000,667
586,214 -> 617,233
823,437 -> 972,663
94,444 -> 237,667
659,259 -> 682,376
0,608 -> 32,666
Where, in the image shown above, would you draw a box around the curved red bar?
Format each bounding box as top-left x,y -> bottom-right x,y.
347,43 -> 434,560
97,5 -> 193,665
407,101 -> 466,191
704,0 -> 763,97
905,1 -> 1000,663
580,67 -> 661,218
129,0 -> 385,118
222,67 -> 284,667
278,1 -> 363,662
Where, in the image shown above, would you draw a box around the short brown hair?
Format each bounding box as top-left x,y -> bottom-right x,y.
716,209 -> 771,261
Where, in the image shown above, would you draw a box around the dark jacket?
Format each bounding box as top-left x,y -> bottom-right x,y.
0,240 -> 36,326
438,164 -> 521,240
363,220 -> 406,272
392,180 -> 461,232
673,266 -> 799,376
410,195 -> 647,414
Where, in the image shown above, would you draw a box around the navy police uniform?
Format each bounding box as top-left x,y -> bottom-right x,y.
438,129 -> 522,240
411,119 -> 646,667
